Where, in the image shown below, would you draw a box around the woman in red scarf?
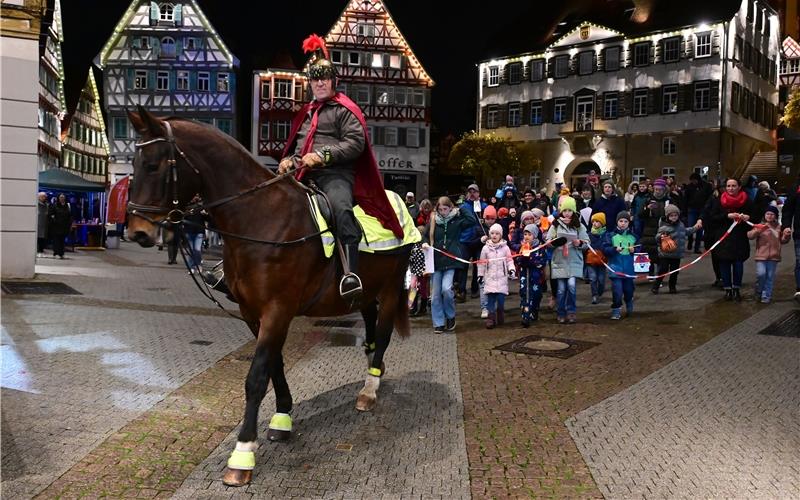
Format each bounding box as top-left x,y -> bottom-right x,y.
700,178 -> 753,301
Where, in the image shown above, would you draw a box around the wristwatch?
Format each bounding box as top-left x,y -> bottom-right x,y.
315,146 -> 333,166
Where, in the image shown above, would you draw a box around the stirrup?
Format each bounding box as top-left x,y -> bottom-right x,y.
202,268 -> 225,290
339,273 -> 363,300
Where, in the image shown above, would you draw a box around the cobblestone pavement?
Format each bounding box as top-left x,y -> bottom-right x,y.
174,322 -> 471,499
567,304 -> 800,499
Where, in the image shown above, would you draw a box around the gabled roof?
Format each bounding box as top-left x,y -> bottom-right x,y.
61,69 -> 110,155
548,23 -> 625,50
94,0 -> 238,68
783,36 -> 800,59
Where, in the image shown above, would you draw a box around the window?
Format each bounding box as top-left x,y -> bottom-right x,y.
662,37 -> 680,63
553,98 -> 567,123
554,56 -> 569,78
159,3 -> 174,21
140,36 -> 150,49
354,85 -> 370,105
198,72 -> 210,92
217,73 -> 230,92
603,92 -> 618,119
632,168 -> 646,183
384,127 -> 398,146
693,81 -> 711,111
578,51 -> 593,75
530,171 -> 541,190
275,120 -> 290,141
260,81 -> 270,99
695,32 -> 711,58
376,86 -> 392,105
260,122 -> 270,140
731,82 -> 740,113
357,23 -> 376,41
217,119 -> 232,136
275,79 -> 292,98
394,87 -> 407,105
633,42 -> 650,66
389,54 -> 402,69
488,66 -> 499,86
508,102 -> 521,127
331,50 -> 342,64
756,8 -> 763,31
662,167 -> 676,180
662,137 -> 676,155
134,69 -> 148,89
744,41 -> 752,68
371,53 -> 384,68
734,37 -> 743,63
113,117 -> 128,139
750,91 -> 757,119
530,100 -> 543,125
633,88 -> 648,116
487,106 -> 499,128
160,37 -> 176,57
530,59 -> 544,81
406,128 -> 420,148
605,46 -> 620,71
662,85 -> 678,113
753,49 -> 761,74
507,62 -> 522,84
157,71 -> 169,91
185,37 -> 199,50
348,52 -> 360,65
742,89 -> 751,119
411,88 -> 425,106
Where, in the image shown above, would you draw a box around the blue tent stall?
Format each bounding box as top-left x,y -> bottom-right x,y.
38,169 -> 107,249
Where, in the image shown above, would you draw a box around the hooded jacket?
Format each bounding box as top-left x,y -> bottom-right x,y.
478,239 -> 515,294
602,227 -> 638,279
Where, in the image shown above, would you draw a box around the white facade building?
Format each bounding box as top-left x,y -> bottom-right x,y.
477,0 -> 780,190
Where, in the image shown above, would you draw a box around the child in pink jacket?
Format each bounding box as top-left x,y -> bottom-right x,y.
747,205 -> 792,304
478,223 -> 516,329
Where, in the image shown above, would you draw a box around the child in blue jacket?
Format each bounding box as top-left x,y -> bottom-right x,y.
602,211 -> 638,320
516,224 -> 547,327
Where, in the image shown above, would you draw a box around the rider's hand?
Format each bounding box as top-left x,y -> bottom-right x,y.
302,152 -> 324,168
278,158 -> 294,174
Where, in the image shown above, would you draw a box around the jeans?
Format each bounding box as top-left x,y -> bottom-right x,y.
611,278 -> 635,309
755,260 -> 778,301
587,265 -> 606,297
719,259 -> 744,289
479,280 -> 487,310
431,269 -> 456,327
655,257 -> 681,289
186,232 -> 204,269
555,277 -> 577,317
519,268 -> 543,321
687,208 -> 704,251
486,292 -> 506,314
455,243 -> 472,295
794,239 -> 800,291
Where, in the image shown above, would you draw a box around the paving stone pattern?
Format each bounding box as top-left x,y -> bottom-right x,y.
174,326 -> 471,499
567,305 -> 800,499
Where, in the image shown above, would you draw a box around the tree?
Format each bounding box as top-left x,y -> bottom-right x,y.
783,87 -> 800,131
448,132 -> 521,190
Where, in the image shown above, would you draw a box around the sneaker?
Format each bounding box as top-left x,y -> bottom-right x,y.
433,325 -> 445,334
480,308 -> 489,319
566,314 -> 576,324
610,308 -> 621,320
557,316 -> 566,324
591,295 -> 598,304
760,297 -> 771,304
445,317 -> 456,331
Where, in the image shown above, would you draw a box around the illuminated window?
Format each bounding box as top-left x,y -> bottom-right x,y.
662,85 -> 678,113
488,66 -> 499,86
197,72 -> 210,92
156,71 -> 169,91
508,102 -> 521,127
530,100 -> 542,125
217,73 -> 230,92
389,54 -> 401,68
695,32 -> 712,58
159,3 -> 174,21
371,53 -> 384,68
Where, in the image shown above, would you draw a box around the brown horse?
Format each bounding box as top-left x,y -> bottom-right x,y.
126,108 -> 412,486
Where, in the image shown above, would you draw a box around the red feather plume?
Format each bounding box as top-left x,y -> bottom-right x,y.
302,34 -> 329,60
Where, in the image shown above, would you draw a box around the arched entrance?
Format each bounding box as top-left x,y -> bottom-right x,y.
566,161 -> 600,191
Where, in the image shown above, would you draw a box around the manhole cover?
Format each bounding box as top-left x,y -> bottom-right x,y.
759,310 -> 800,338
494,335 -> 599,359
313,319 -> 357,328
1,281 -> 81,295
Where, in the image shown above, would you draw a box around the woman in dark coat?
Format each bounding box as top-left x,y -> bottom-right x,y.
49,193 -> 72,259
702,187 -> 723,286
637,178 -> 679,278
702,178 -> 753,301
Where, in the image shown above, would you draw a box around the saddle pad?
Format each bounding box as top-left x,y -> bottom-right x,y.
308,189 -> 421,258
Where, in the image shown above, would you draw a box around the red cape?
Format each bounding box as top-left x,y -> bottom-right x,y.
283,92 -> 404,239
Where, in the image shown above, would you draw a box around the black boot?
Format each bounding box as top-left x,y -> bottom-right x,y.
733,288 -> 742,302
339,243 -> 363,301
724,288 -> 733,301
202,269 -> 237,303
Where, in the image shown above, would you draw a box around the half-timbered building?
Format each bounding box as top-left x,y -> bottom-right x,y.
476,0 -> 780,191
61,69 -> 110,186
38,0 -> 64,172
94,0 -> 239,183
777,35 -> 800,187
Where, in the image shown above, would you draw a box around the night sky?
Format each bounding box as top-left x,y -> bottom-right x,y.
60,0 -> 569,142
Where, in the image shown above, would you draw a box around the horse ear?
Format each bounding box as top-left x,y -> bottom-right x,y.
128,105 -> 164,137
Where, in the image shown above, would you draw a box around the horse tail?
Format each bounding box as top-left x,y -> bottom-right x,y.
394,282 -> 411,338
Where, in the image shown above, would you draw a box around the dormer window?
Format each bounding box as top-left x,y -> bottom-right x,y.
160,37 -> 176,58
159,3 -> 174,21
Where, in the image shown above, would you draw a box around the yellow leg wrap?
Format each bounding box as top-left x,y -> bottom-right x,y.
227,449 -> 255,471
368,367 -> 382,377
268,413 -> 292,432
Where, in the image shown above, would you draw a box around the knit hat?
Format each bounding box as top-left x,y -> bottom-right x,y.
558,196 -> 577,213
764,205 -> 778,216
602,179 -> 615,188
489,223 -> 503,235
467,183 -> 480,192
498,207 -> 509,218
616,211 -> 632,222
483,205 -> 497,219
520,210 -> 534,222
523,224 -> 539,237
664,204 -> 681,216
591,212 -> 607,226
653,178 -> 667,189
560,186 -> 571,196
531,208 -> 545,218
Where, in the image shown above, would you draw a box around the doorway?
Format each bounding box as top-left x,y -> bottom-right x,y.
568,161 -> 600,191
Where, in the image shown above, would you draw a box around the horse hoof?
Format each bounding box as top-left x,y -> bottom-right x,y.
222,468 -> 252,487
267,428 -> 291,442
355,394 -> 376,412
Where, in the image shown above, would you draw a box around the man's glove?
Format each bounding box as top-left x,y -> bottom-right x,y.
278,157 -> 294,174
301,152 -> 324,168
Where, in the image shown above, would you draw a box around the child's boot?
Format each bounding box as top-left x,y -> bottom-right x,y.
485,312 -> 496,329
496,307 -> 505,326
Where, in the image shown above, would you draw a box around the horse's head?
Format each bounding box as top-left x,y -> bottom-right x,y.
126,106 -> 203,247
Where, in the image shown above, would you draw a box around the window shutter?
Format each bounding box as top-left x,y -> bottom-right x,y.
595,95 -> 603,119
174,4 -> 183,26
712,31 -> 720,55
147,70 -> 156,90
190,71 -> 197,91
374,127 -> 384,146
169,70 -> 176,91
680,36 -> 687,60
569,55 -> 576,75
618,91 -> 630,117
126,68 -> 134,89
176,37 -> 183,58
398,127 -> 407,146
624,45 -> 632,68
546,59 -> 554,78
480,106 -> 488,128
710,80 -> 720,109
210,71 -> 217,91
149,1 -> 159,26
498,106 -> 507,126
500,65 -> 507,85
524,60 -> 531,81
655,40 -> 662,64
686,36 -> 694,58
650,88 -> 659,114
597,49 -> 605,70
419,128 -> 426,147
543,99 -> 553,123
522,100 -> 530,125
152,37 -> 160,57
678,84 -> 691,112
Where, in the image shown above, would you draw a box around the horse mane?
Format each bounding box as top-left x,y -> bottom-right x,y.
164,117 -> 276,177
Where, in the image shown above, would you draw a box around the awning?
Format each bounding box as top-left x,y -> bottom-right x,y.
38,168 -> 106,192
106,176 -> 129,224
